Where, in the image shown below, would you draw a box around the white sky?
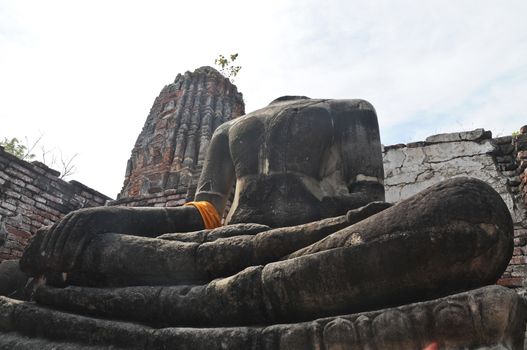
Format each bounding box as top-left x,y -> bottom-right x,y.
1,0 -> 526,198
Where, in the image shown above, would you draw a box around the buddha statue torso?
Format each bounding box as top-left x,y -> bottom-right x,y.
196,97 -> 386,227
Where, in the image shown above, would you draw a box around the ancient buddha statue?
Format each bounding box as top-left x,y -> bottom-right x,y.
14,97 -> 514,337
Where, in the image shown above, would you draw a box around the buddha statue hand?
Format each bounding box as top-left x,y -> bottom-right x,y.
20,207 -> 115,275
20,205 -> 206,278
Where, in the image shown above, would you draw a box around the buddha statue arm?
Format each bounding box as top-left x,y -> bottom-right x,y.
20,205 -> 205,276
21,200 -> 390,288
21,124 -> 235,277
193,122 -> 236,216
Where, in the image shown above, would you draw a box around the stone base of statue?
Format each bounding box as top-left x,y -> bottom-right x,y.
0,285 -> 524,349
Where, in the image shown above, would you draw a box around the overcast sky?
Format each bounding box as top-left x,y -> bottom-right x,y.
1,0 -> 526,198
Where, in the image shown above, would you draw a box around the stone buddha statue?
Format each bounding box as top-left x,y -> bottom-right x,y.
21,96 -> 388,287
1,97 -> 522,349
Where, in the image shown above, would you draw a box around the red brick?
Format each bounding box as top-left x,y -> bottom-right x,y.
43,218 -> 53,226
5,225 -> 31,240
9,177 -> 25,188
5,198 -> 18,206
34,195 -> 47,204
0,170 -> 9,179
10,162 -> 33,176
25,184 -> 40,193
4,240 -> 24,250
42,192 -> 64,205
80,191 -> 94,199
34,202 -> 51,212
92,197 -> 107,205
166,200 -> 185,207
5,167 -> 33,183
0,253 -> 15,262
167,194 -> 185,201
5,189 -> 21,200
7,220 -> 31,233
9,249 -> 22,258
39,209 -> 57,220
1,202 -> 16,212
497,277 -> 523,287
509,256 -> 527,265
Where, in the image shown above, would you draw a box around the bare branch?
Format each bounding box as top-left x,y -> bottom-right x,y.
23,134 -> 44,161
3,134 -> 78,179
59,152 -> 78,179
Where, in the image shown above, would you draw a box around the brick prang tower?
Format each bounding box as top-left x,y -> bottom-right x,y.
114,66 -> 244,206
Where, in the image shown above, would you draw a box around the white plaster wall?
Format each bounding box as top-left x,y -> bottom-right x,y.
383,137 -> 522,223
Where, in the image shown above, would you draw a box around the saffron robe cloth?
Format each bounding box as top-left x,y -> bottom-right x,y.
184,201 -> 221,229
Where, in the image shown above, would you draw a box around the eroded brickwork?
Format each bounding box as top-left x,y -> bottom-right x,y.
516,125 -> 527,210
0,147 -> 110,261
113,66 -> 244,206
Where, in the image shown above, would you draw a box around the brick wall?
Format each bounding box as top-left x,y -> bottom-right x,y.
516,125 -> 527,209
0,146 -> 110,262
108,188 -> 190,207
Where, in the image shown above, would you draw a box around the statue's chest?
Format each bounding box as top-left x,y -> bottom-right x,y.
229,108 -> 334,177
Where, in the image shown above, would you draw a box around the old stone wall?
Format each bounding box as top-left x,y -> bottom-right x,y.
516,126 -> 527,213
383,128 -> 527,287
0,146 -> 110,262
112,66 -> 244,207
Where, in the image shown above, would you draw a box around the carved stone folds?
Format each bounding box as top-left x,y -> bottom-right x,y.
0,286 -> 524,349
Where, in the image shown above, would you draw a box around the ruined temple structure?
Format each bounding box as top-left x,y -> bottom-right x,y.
0,147 -> 110,263
0,59 -> 526,348
112,66 -> 244,206
2,97 -> 526,349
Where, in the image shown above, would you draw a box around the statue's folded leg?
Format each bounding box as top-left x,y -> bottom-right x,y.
36,178 -> 513,327
65,202 -> 391,287
65,213 -> 350,286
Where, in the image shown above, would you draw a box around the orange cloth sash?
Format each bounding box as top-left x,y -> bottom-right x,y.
184,201 -> 222,229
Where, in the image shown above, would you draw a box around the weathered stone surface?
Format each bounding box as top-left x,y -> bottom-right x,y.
0,260 -> 27,299
115,66 -> 244,205
157,223 -> 271,243
20,178 -> 513,330
495,135 -> 514,145
0,286 -> 524,349
208,97 -> 385,227
384,135 -> 521,222
0,334 -> 107,349
25,204 -> 384,288
425,128 -> 491,143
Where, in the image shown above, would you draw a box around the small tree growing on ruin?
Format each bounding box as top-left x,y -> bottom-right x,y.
214,53 -> 242,83
0,137 -> 35,160
1,136 -> 78,179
